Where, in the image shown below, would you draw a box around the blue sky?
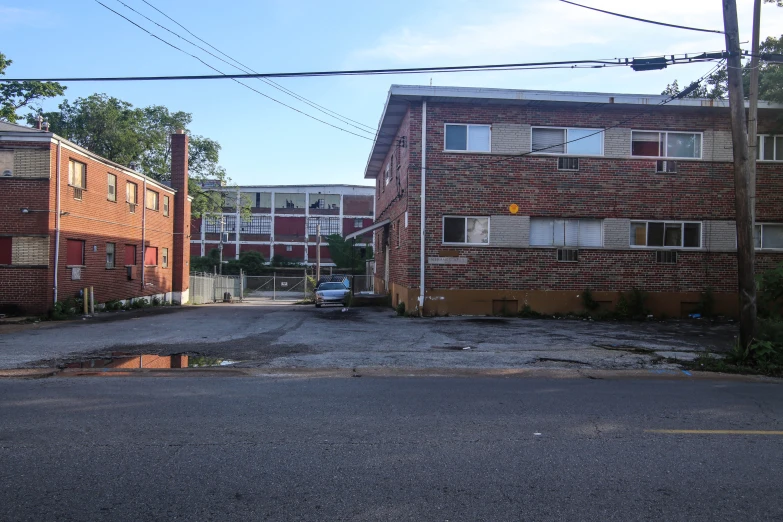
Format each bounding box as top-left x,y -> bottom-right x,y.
3,1 -> 782,186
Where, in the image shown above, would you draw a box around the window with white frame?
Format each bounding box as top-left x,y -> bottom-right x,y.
631,131 -> 702,159
630,221 -> 701,248
308,217 -> 339,236
754,223 -> 783,250
285,245 -> 293,252
384,163 -> 391,186
757,135 -> 783,161
354,218 -> 363,228
240,215 -> 271,235
444,124 -> 490,152
531,127 -> 603,155
529,219 -> 603,247
443,216 -> 489,244
204,215 -> 235,234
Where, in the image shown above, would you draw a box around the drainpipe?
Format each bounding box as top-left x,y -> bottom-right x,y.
141,176 -> 147,291
418,100 -> 427,313
53,140 -> 62,304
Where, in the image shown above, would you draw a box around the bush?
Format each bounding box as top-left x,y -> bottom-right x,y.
758,262 -> 783,317
396,301 -> 406,316
105,299 -> 123,311
519,304 -> 542,318
582,288 -> 599,311
151,297 -> 162,306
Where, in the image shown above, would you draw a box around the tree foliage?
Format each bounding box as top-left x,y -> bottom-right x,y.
190,249 -> 267,275
0,52 -> 65,123
662,34 -> 782,103
30,93 -> 236,217
325,233 -> 373,270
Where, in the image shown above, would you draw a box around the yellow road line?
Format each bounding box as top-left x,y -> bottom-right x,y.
646,429 -> 783,435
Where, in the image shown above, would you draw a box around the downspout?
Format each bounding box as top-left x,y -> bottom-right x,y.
141,177 -> 146,291
418,100 -> 427,313
53,140 -> 62,304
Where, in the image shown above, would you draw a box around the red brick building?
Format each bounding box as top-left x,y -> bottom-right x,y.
191,185 -> 374,266
360,85 -> 783,317
0,121 -> 191,315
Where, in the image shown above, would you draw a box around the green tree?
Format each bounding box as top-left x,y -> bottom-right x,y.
30,93 -> 241,218
0,52 -> 65,123
325,233 -> 373,270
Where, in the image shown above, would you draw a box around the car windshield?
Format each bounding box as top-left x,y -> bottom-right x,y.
319,283 -> 345,290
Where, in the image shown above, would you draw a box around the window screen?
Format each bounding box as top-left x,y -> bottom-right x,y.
106,243 -> 115,268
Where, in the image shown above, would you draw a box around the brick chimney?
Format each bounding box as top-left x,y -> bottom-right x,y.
171,130 -> 190,304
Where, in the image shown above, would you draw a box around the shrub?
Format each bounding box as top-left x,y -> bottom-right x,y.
582,288 -> 599,311
758,262 -> 783,317
105,299 -> 123,311
519,304 -> 542,318
396,302 -> 406,316
151,297 -> 162,306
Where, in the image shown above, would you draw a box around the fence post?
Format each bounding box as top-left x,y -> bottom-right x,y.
303,268 -> 307,300
240,269 -> 244,302
273,272 -> 276,301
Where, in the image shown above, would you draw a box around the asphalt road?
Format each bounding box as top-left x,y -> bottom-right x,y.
0,302 -> 735,370
1,375 -> 782,521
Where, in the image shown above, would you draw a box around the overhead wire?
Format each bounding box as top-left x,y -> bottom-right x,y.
93,0 -> 375,140
138,0 -> 378,134
116,0 -> 378,136
558,0 -> 725,34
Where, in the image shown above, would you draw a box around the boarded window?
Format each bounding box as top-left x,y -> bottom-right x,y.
0,237 -> 11,264
68,160 -> 86,188
144,247 -> 158,266
126,182 -> 138,204
66,239 -> 85,266
124,244 -> 137,266
163,195 -> 170,216
146,189 -> 159,211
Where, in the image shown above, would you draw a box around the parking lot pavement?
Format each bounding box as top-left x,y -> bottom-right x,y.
0,302 -> 736,370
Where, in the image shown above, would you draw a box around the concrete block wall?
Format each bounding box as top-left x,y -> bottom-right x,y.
12,148 -> 50,178
703,220 -> 737,252
11,236 -> 49,265
490,124 -> 530,154
604,128 -> 630,157
603,218 -> 631,249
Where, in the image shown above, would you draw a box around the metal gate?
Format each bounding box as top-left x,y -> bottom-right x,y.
189,272 -> 243,304
244,274 -> 312,301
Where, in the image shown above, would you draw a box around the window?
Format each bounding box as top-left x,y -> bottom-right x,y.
107,174 -> 117,202
656,251 -> 678,264
630,221 -> 701,248
754,223 -> 783,250
144,246 -> 158,266
532,127 -> 603,155
106,243 -> 115,268
162,247 -> 169,268
529,219 -> 603,247
354,218 -> 363,228
308,217 -> 339,236
124,244 -> 136,266
0,237 -> 11,265
163,195 -> 170,217
444,124 -> 491,152
286,245 -> 293,252
385,163 -> 391,186
558,157 -> 579,171
757,135 -> 783,161
240,215 -> 271,235
66,239 -> 85,266
126,181 -> 138,212
443,216 -> 489,244
68,160 -> 86,188
631,131 -> 702,159
146,189 -> 159,211
557,248 -> 579,262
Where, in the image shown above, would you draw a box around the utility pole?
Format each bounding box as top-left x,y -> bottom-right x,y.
235,189 -> 241,260
315,223 -> 321,284
748,0 -> 762,224
723,0 -> 757,349
218,215 -> 225,275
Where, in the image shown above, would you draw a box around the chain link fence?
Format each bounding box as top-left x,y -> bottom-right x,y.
189,272 -> 243,304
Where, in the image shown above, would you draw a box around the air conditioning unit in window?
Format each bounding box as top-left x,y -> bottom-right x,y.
557,157 -> 579,171
557,248 -> 579,262
656,250 -> 678,264
656,160 -> 677,173
128,202 -> 137,214
73,187 -> 83,200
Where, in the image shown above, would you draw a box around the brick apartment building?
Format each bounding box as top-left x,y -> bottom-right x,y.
0,121 -> 191,315
191,184 -> 374,266
359,85 -> 783,317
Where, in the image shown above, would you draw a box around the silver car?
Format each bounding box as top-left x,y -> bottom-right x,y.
315,282 -> 350,307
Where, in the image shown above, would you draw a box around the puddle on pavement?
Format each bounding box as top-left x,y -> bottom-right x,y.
62,353 -> 237,369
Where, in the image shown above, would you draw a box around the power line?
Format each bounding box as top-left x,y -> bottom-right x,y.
119,0 -> 378,136
92,0 -> 374,140
559,0 -> 725,34
1,52 -> 727,83
139,0 -> 378,134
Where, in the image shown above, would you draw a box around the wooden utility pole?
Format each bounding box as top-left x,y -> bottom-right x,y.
748,0 -> 762,224
723,0 -> 757,348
